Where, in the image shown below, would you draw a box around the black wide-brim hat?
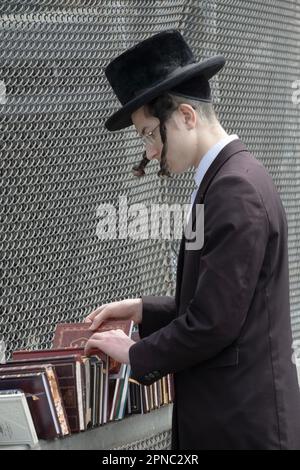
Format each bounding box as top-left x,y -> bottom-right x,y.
104,29 -> 225,131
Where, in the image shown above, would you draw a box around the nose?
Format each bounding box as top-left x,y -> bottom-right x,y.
146,147 -> 160,161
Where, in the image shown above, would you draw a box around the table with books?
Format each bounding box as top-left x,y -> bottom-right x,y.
0,321 -> 174,450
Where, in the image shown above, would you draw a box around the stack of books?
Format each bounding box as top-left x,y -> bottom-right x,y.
0,320 -> 174,447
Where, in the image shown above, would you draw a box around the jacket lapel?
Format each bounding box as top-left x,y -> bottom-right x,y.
175,236 -> 185,306
191,139 -> 248,229
175,139 -> 248,307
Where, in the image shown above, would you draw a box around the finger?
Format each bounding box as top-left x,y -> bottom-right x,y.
89,332 -> 107,340
84,311 -> 98,323
84,338 -> 103,356
89,308 -> 110,331
84,305 -> 107,324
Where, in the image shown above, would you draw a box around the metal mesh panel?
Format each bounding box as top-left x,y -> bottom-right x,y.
111,430 -> 172,450
1,0 -> 300,361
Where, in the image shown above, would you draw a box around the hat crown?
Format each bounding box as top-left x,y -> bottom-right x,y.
105,30 -> 196,106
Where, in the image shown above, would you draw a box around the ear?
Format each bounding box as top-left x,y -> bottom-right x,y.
178,103 -> 197,129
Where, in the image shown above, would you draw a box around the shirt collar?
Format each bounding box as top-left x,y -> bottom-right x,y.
194,134 -> 239,189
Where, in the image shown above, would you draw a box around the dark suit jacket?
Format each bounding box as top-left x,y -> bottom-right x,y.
129,139 -> 300,450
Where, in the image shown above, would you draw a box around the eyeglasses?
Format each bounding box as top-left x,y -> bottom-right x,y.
140,123 -> 160,147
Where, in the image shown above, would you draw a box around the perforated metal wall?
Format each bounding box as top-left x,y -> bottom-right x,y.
1,1 -> 300,362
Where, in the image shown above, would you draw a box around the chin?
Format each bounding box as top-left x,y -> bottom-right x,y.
172,165 -> 186,175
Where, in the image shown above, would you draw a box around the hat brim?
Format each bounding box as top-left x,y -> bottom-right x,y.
105,55 -> 225,131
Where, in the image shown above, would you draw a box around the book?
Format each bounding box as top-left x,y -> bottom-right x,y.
10,353 -> 86,433
124,329 -> 174,417
115,364 -> 131,420
0,389 -> 38,448
52,321 -> 134,379
0,372 -> 61,440
13,347 -> 91,361
0,363 -> 70,437
10,351 -> 109,432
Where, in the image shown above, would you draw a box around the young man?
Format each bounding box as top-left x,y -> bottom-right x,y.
84,30 -> 300,449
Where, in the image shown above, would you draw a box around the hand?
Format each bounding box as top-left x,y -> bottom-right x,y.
84,298 -> 143,331
84,329 -> 135,364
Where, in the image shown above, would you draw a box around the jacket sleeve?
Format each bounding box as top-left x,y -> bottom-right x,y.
129,175 -> 269,385
139,295 -> 176,338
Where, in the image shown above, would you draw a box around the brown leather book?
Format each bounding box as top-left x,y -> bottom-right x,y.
0,364 -> 70,437
0,372 -> 61,440
10,353 -> 85,433
13,347 -> 89,361
52,321 -> 134,378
